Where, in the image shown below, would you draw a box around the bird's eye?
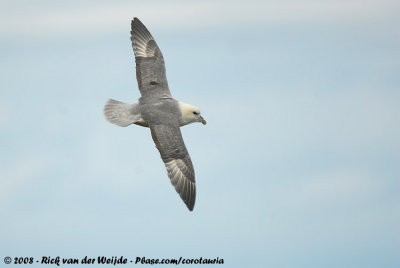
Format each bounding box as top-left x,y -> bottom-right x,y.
193,111 -> 198,115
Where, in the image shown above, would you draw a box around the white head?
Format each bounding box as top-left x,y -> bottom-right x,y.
178,102 -> 207,127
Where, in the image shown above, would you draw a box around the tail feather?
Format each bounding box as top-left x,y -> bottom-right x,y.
103,99 -> 140,127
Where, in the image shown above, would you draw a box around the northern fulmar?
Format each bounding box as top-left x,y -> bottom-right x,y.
104,18 -> 206,211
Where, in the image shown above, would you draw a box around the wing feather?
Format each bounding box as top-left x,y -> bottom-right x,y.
150,123 -> 196,211
131,18 -> 171,98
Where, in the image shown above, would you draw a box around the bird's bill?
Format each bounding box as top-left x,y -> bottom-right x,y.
200,116 -> 207,125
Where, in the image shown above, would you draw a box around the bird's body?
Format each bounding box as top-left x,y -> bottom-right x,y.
104,99 -> 202,128
104,18 -> 206,211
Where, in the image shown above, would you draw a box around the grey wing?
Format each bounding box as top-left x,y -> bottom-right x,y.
149,123 -> 196,211
131,18 -> 171,98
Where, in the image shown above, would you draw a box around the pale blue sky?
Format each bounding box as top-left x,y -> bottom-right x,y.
1,1 -> 399,267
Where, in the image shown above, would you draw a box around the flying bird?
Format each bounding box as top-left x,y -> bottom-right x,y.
104,18 -> 206,211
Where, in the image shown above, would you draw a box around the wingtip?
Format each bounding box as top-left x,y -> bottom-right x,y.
132,17 -> 142,25
131,17 -> 140,27
187,203 -> 195,211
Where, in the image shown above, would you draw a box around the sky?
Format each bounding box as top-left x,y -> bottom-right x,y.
1,0 -> 399,267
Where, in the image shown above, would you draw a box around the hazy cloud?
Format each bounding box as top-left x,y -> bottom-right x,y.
1,0 -> 399,38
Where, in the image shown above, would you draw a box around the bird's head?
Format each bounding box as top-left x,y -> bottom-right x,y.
179,102 -> 206,126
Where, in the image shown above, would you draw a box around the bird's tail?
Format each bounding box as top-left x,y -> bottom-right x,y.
103,99 -> 141,127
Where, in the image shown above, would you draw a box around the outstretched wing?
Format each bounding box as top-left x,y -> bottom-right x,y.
131,18 -> 171,98
149,123 -> 196,211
